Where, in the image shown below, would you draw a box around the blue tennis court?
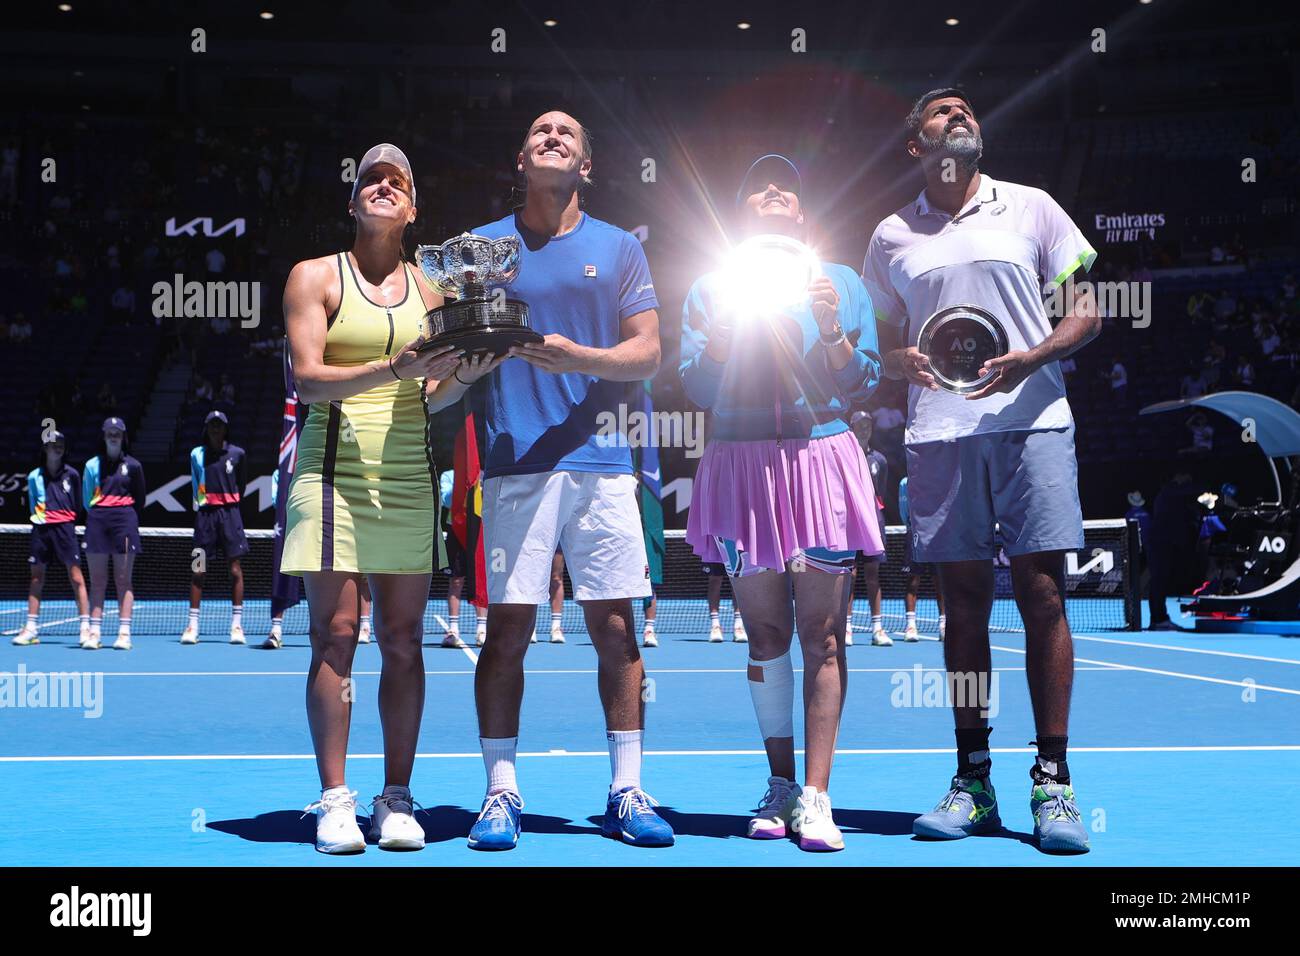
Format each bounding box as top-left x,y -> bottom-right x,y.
3,596 -> 1297,867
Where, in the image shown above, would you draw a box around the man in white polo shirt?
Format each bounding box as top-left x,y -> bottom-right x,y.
862,88 -> 1101,854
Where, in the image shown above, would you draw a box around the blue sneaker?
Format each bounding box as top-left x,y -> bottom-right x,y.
1030,782 -> 1090,853
602,787 -> 675,847
467,790 -> 523,851
912,775 -> 1001,839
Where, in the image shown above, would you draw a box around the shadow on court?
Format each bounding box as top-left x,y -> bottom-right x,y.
209,806 -> 601,845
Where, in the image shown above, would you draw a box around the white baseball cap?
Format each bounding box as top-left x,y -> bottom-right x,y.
352,143 -> 416,206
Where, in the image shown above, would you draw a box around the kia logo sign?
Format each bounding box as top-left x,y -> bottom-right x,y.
165,217 -> 246,238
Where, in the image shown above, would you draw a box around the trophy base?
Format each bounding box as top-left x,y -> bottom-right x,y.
417,298 -> 542,358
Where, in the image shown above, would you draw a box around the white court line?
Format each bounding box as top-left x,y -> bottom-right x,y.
990,642 -> 1300,696
1067,633 -> 1300,666
2,744 -> 1297,763
460,644 -> 479,666
0,666 -> 1122,678
2,614 -> 82,636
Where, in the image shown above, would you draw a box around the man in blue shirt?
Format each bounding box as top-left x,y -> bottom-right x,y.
427,110 -> 669,850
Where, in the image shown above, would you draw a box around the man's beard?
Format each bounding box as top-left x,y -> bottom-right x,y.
918,126 -> 983,172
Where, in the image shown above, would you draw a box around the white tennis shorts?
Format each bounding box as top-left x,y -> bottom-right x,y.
482,470 -> 652,604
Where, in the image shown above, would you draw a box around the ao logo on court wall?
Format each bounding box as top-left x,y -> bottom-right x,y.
1254,533 -> 1291,561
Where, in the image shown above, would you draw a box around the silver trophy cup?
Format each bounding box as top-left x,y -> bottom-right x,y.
414,232 -> 541,356
916,304 -> 1010,394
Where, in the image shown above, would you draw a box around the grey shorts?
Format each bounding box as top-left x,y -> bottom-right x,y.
905,426 -> 1084,563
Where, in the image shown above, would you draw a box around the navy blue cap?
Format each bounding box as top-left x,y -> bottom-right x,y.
736,153 -> 803,209
205,410 -> 229,425
101,417 -> 126,433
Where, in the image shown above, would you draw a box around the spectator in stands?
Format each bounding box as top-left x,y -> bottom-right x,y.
96,381 -> 117,412
205,247 -> 226,275
9,313 -> 32,343
1258,322 -> 1280,357
1180,363 -> 1208,399
1215,289 -> 1236,321
110,285 -> 135,315
1204,341 -> 1226,388
218,372 -> 235,404
1108,355 -> 1128,404
193,375 -> 214,403
1178,412 -> 1214,456
1233,354 -> 1256,387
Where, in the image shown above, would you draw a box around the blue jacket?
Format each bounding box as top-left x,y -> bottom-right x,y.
679,261 -> 881,440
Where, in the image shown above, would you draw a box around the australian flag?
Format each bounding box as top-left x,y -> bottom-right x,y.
271,341 -> 308,616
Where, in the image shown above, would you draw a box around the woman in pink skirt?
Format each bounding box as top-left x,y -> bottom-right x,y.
680,154 -> 883,852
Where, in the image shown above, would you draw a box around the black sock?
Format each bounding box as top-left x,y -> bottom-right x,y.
1030,735 -> 1070,785
955,726 -> 993,780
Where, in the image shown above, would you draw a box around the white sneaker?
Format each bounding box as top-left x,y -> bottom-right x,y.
844,619 -> 854,646
180,624 -> 199,645
358,622 -> 372,644
442,631 -> 465,649
550,623 -> 565,644
530,630 -> 538,644
871,625 -> 893,647
643,626 -> 658,648
368,787 -> 425,850
791,787 -> 844,852
12,623 -> 39,646
306,788 -> 365,854
475,622 -> 487,646
708,621 -> 723,643
84,629 -> 101,650
79,623 -> 91,646
733,619 -> 748,643
939,618 -> 947,641
230,624 -> 246,645
747,776 -> 802,839
261,633 -> 282,650
113,630 -> 132,651
903,623 -> 920,642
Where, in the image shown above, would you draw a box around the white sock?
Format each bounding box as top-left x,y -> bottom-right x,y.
871,614 -> 883,630
747,652 -> 795,739
188,607 -> 200,628
448,617 -> 460,635
710,611 -> 721,625
270,615 -> 283,637
607,729 -> 643,793
79,614 -> 89,630
906,611 -> 917,627
939,614 -> 947,628
476,614 -> 487,630
551,617 -> 563,633
644,620 -> 655,632
231,605 -> 242,629
321,784 -> 351,802
26,613 -> 37,629
90,621 -> 101,637
118,617 -> 131,636
361,613 -> 372,631
481,736 -> 518,794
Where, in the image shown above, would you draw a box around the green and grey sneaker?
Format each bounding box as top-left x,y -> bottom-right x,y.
1030,782 -> 1090,853
913,774 -> 1001,839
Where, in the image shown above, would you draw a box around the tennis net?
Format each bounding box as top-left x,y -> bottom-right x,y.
0,520 -> 1139,639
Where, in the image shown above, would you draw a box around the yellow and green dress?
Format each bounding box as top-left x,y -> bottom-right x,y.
282,253 -> 446,575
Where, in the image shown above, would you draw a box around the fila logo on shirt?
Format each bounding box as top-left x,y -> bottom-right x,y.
225,459 -> 234,474
119,464 -> 128,476
62,478 -> 71,492
584,264 -> 598,278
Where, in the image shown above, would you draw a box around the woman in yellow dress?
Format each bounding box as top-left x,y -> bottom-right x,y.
282,144 -> 500,853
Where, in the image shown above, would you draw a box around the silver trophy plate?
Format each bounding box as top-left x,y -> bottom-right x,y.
916,304 -> 1010,394
414,232 -> 541,357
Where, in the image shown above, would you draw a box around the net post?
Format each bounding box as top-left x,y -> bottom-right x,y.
1124,517 -> 1142,630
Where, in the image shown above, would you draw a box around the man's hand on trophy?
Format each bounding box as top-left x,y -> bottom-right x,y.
390,337 -> 463,382
510,334 -> 589,374
808,276 -> 840,332
884,347 -> 939,390
963,349 -> 1037,400
455,351 -> 506,385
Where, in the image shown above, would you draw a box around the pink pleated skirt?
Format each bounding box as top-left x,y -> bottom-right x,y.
686,429 -> 884,572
